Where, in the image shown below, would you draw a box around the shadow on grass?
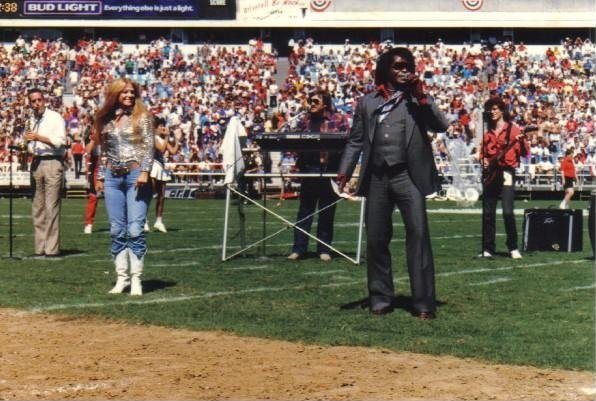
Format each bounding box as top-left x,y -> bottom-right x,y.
60,249 -> 87,257
340,296 -> 446,314
24,249 -> 87,258
219,251 -> 361,261
279,251 -> 360,260
106,280 -> 177,294
148,228 -> 181,233
142,279 -> 177,293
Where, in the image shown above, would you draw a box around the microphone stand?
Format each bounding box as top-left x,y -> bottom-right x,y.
478,111 -> 491,259
4,145 -> 23,259
275,110 -> 307,133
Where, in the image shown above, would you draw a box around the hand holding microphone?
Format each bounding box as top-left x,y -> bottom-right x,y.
404,73 -> 427,104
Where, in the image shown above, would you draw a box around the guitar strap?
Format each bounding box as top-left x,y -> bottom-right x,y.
484,122 -> 514,186
494,122 -> 513,169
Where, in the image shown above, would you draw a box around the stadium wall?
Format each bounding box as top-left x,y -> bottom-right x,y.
0,0 -> 594,28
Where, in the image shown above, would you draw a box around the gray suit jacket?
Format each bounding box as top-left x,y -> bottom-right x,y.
339,92 -> 448,197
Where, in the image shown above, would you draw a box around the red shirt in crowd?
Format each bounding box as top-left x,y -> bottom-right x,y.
560,156 -> 576,178
71,141 -> 85,156
480,122 -> 530,169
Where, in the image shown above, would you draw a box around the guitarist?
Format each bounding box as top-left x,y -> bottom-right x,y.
477,97 -> 529,259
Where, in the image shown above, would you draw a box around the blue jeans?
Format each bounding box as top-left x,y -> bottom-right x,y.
104,167 -> 152,258
292,178 -> 337,255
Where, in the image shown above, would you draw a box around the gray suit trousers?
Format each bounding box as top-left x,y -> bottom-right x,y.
365,166 -> 436,313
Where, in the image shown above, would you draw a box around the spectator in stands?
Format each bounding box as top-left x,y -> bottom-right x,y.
25,87 -> 67,258
477,97 -> 529,260
92,78 -> 154,296
148,117 -> 179,233
71,136 -> 85,179
336,47 -> 447,318
559,148 -> 577,209
287,89 -> 349,262
1,35 -> 594,194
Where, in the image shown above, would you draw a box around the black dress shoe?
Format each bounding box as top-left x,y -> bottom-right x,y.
412,311 -> 436,320
370,305 -> 394,315
44,253 -> 63,259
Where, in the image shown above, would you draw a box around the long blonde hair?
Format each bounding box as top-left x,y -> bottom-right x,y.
92,78 -> 148,143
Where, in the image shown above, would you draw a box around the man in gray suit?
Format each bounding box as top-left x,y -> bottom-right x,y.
337,47 -> 448,318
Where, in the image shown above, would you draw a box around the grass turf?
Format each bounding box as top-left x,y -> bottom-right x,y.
0,197 -> 593,371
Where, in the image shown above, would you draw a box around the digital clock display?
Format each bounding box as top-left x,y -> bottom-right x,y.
0,2 -> 18,13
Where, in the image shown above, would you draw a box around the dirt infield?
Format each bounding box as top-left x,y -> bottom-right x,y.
0,308 -> 594,400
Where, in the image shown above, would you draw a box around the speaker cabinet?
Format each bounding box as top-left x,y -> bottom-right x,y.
523,209 -> 583,252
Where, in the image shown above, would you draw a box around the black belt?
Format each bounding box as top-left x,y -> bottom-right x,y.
371,162 -> 408,176
34,155 -> 62,161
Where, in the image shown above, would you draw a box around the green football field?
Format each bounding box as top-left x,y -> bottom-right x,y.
0,196 -> 594,371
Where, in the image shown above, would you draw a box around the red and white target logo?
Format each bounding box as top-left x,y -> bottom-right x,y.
461,0 -> 483,11
310,0 -> 332,12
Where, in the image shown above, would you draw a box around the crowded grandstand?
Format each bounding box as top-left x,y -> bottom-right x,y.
0,31 -> 594,196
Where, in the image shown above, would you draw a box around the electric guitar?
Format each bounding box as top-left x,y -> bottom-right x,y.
482,123 -> 523,186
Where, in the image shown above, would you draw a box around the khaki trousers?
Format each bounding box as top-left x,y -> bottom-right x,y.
32,159 -> 64,255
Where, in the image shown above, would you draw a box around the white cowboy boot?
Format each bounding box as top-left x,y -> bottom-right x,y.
129,252 -> 144,296
109,249 -> 130,294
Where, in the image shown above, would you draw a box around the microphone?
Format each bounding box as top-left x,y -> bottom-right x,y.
276,110 -> 307,133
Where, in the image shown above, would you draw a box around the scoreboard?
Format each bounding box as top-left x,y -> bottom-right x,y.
0,0 -> 235,19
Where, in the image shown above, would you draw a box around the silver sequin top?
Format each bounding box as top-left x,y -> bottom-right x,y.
100,113 -> 154,173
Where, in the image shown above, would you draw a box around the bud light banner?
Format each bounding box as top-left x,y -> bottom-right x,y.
1,0 -> 235,19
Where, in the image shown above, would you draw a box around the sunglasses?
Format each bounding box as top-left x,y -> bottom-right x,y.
392,62 -> 409,71
309,98 -> 322,105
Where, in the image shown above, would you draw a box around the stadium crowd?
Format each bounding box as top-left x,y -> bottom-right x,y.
0,34 -> 595,186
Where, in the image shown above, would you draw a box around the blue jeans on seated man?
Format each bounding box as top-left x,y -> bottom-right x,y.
104,167 -> 152,258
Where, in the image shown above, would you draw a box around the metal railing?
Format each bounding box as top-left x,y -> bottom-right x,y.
1,161 -> 594,192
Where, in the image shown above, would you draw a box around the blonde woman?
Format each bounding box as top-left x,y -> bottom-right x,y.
93,78 -> 154,296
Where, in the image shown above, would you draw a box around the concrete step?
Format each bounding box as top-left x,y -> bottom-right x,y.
66,189 -> 87,199
274,57 -> 290,87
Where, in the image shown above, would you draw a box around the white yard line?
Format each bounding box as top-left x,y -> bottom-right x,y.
437,259 -> 586,277
148,233 -> 501,255
331,275 -> 357,282
30,258 -> 589,313
561,283 -> 596,291
226,265 -> 272,271
150,260 -> 210,267
302,269 -> 345,276
469,277 -> 512,286
427,208 -> 588,216
29,280 -> 362,313
0,214 -> 85,219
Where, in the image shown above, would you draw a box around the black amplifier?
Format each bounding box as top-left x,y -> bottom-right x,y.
522,209 -> 583,252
